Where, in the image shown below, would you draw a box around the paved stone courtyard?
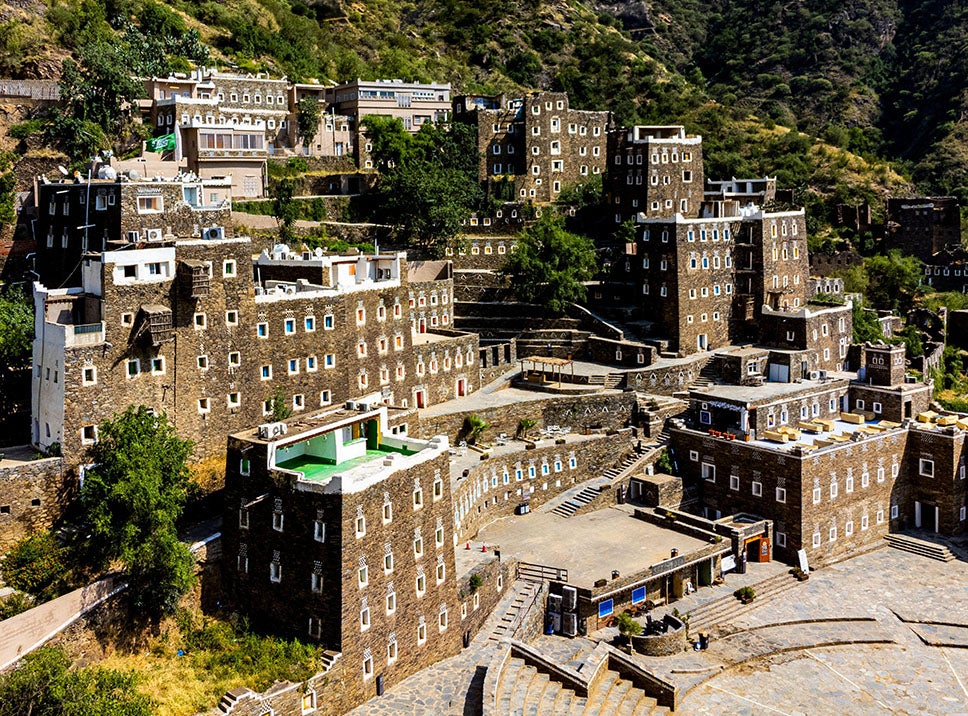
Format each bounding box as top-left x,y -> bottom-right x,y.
350,545 -> 968,715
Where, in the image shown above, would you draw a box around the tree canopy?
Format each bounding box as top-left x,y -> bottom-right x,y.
865,250 -> 924,312
81,406 -> 196,618
0,286 -> 33,368
297,97 -> 322,148
361,116 -> 485,256
502,213 -> 598,313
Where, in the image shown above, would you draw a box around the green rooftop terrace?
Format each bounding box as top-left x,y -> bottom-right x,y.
277,444 -> 415,482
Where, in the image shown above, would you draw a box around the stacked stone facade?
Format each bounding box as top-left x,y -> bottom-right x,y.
33,175 -> 232,288
32,240 -> 476,466
670,345 -> 961,567
884,196 -> 961,262
605,125 -> 704,224
454,92 -> 609,204
221,407 -> 462,708
0,453 -> 66,551
630,207 -> 810,355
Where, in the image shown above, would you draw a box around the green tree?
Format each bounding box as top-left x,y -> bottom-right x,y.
831,263 -> 869,295
273,178 -> 300,242
80,406 -> 196,619
360,114 -> 412,172
852,301 -> 884,344
0,645 -> 152,716
502,214 -> 598,313
865,251 -> 924,312
297,97 -> 322,148
0,286 -> 33,368
269,385 -> 293,421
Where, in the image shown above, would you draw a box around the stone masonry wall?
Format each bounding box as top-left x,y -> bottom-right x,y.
0,454 -> 67,551
451,433 -> 630,542
414,392 -> 637,445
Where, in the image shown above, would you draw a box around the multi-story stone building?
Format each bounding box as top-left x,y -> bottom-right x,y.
32,172 -> 232,288
630,203 -> 810,355
222,404 -> 462,706
884,196 -> 961,263
288,81 -> 355,159
669,344 -> 954,567
31,236 -> 476,465
453,91 -> 609,204
605,125 -> 704,224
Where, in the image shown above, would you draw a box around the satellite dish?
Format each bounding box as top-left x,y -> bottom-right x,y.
128,169 -> 140,180
314,247 -> 324,257
57,165 -> 69,176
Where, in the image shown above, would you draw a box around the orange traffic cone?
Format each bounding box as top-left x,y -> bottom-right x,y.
481,543 -> 488,552
465,541 -> 471,550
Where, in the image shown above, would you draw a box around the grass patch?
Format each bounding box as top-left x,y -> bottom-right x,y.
97,608 -> 325,716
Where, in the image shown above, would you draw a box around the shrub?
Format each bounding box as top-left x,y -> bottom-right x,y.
0,591 -> 34,620
734,586 -> 755,601
2,532 -> 65,597
469,573 -> 483,592
615,611 -> 642,637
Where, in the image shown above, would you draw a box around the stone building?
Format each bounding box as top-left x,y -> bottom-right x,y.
922,246 -> 968,293
704,177 -> 778,206
288,82 -> 355,159
32,172 -> 232,288
453,92 -> 610,204
31,237 -> 476,466
605,125 -> 704,225
628,204 -> 810,355
221,404 -> 462,707
884,196 -> 961,263
669,344 -> 953,567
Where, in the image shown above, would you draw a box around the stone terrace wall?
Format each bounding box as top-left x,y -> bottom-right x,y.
414,392 -> 637,444
451,433 -> 630,543
456,556 -> 515,642
0,454 -> 68,551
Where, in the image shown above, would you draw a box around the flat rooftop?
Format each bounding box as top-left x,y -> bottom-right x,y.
478,504 -> 711,589
693,374 -> 852,405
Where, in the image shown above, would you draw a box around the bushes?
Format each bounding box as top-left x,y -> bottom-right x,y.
1,532 -> 65,598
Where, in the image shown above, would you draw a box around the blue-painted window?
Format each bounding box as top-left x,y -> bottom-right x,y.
598,599 -> 614,618
631,587 -> 646,604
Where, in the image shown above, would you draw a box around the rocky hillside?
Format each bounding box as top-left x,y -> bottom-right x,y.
0,0 -> 933,221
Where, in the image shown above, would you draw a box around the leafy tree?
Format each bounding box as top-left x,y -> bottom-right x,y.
502,214 -> 597,313
852,302 -> 884,344
273,178 -> 300,242
0,286 -> 33,368
831,263 -> 869,295
297,97 -> 322,148
0,645 -> 152,716
360,114 -> 412,172
269,386 -> 293,421
80,406 -> 196,619
865,251 -> 924,312
1,532 -> 65,598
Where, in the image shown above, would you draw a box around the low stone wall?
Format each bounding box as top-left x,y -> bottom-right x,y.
622,355 -> 712,396
0,452 -> 68,551
452,433 -> 631,543
585,336 -> 657,368
457,556 -> 515,643
415,391 -> 637,445
629,615 -> 687,656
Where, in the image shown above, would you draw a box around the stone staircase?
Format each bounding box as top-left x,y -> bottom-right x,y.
688,362 -> 719,390
551,483 -> 606,517
605,373 -> 625,390
884,533 -> 957,562
550,451 -> 645,517
488,581 -> 541,643
217,651 -> 340,714
494,657 -> 668,716
687,571 -> 801,632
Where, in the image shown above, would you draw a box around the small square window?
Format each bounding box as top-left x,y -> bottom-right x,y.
151,357 -> 165,375
81,425 -> 97,444
257,323 -> 269,338
305,316 -> 315,332
82,367 -> 97,385
284,319 -> 296,335
223,260 -> 236,277
227,393 -> 240,408
194,313 -> 207,330
197,398 -> 210,414
126,359 -> 140,378
226,310 -> 239,326
228,352 -> 241,367
197,355 -> 209,370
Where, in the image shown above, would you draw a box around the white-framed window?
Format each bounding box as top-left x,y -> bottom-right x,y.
813,487 -> 821,504
257,322 -> 268,338
701,462 -> 715,482
919,458 -> 934,477
386,590 -> 397,615
305,316 -> 316,332
284,318 -> 296,335
225,310 -> 239,326
416,572 -> 426,596
891,504 -> 899,519
876,510 -> 885,524
362,652 -> 373,680
752,481 -> 762,496
829,526 -> 837,542
776,487 -> 786,503
228,352 -> 241,367
414,485 -> 424,509
311,572 -> 323,593
439,606 -> 448,631
358,561 -> 369,587
812,532 -> 821,548
126,359 -> 140,378
730,475 -> 739,491
861,514 -> 869,530
314,519 -> 325,542
223,260 -> 236,277
417,620 -> 427,645
845,520 -> 854,536
270,561 -> 282,583
197,398 -> 210,414
194,312 -> 207,330
830,481 -> 838,499
776,532 -> 786,547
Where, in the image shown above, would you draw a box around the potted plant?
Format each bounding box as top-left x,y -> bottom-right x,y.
517,418 -> 537,439
463,414 -> 488,445
791,567 -> 809,582
734,586 -> 755,604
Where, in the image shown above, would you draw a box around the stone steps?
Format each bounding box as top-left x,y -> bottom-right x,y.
885,533 -> 956,562
688,571 -> 800,632
488,581 -> 539,642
